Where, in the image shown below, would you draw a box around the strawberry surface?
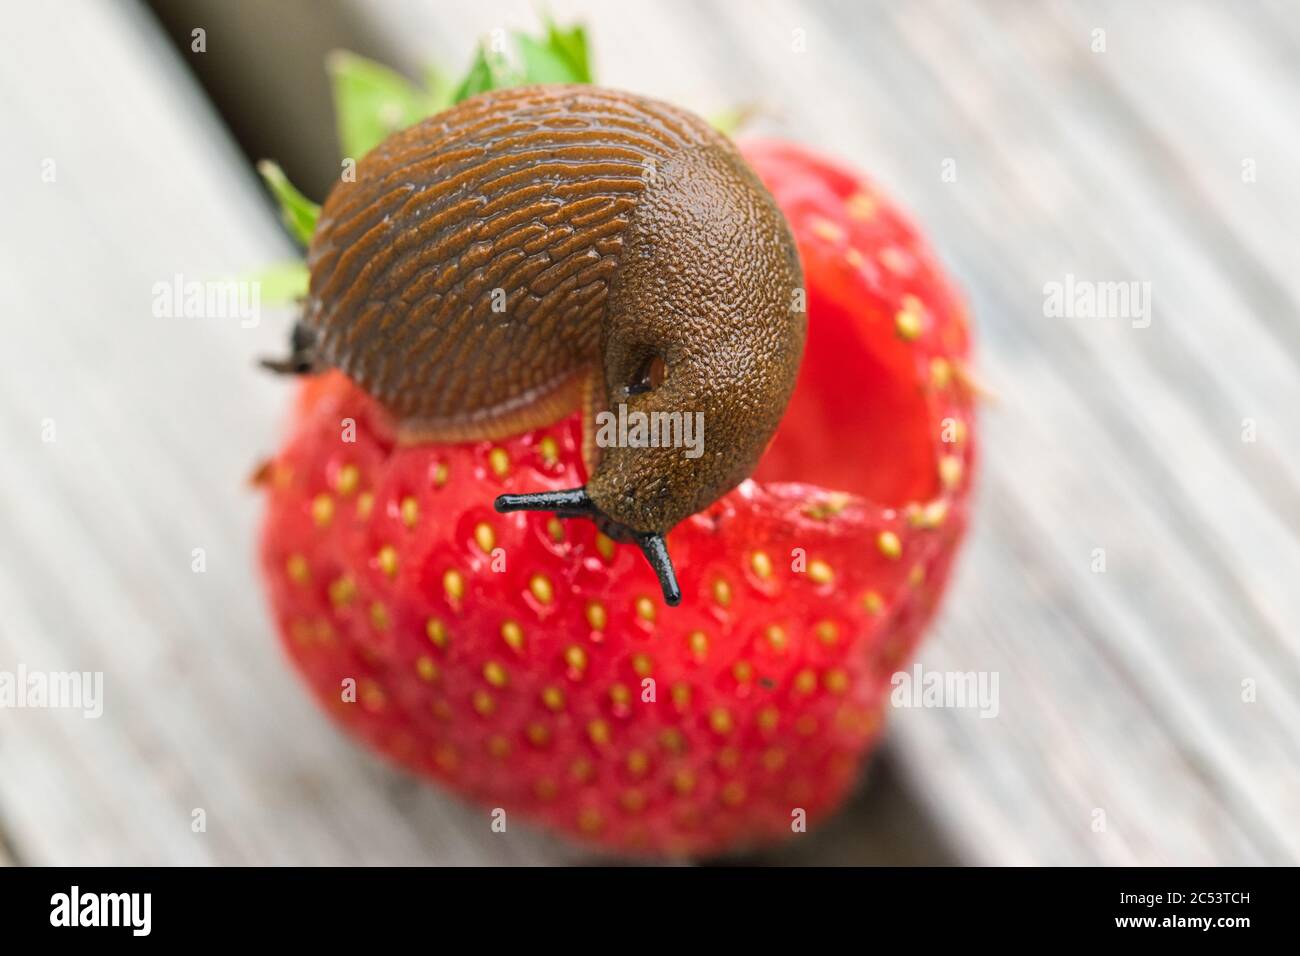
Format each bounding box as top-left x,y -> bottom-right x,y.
259,139 -> 977,857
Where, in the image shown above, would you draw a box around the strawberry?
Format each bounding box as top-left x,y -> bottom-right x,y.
258,139 -> 976,857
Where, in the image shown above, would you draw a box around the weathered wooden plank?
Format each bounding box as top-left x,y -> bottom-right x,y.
792,0 -> 1300,863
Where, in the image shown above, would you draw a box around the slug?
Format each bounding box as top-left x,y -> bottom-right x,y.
271,85 -> 805,605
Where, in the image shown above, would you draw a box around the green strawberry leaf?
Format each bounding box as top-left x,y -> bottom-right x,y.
246,260 -> 310,305
542,19 -> 592,83
513,32 -> 577,84
327,50 -> 438,159
256,160 -> 319,246
452,41 -> 520,104
451,18 -> 593,104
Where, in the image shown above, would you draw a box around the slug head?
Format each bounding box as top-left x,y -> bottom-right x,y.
584,328 -> 791,534
497,121 -> 805,606
586,137 -> 805,534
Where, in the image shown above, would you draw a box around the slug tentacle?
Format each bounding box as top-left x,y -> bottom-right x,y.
634,533 -> 682,607
260,321 -> 320,375
494,486 -> 596,518
494,487 -> 681,606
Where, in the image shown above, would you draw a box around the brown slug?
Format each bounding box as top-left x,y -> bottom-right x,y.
275,85 -> 805,605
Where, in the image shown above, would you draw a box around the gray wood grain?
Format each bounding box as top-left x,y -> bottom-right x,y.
2,0 -> 1297,865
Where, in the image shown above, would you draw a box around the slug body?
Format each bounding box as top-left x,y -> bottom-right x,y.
298,85 -> 805,603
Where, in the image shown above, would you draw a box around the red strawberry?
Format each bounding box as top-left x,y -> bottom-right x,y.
258,139 -> 977,857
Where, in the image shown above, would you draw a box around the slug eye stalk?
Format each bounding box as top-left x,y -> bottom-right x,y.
259,322 -> 319,375
494,488 -> 682,607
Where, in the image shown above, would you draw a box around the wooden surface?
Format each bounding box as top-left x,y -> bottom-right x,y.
2,0 -> 1298,865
